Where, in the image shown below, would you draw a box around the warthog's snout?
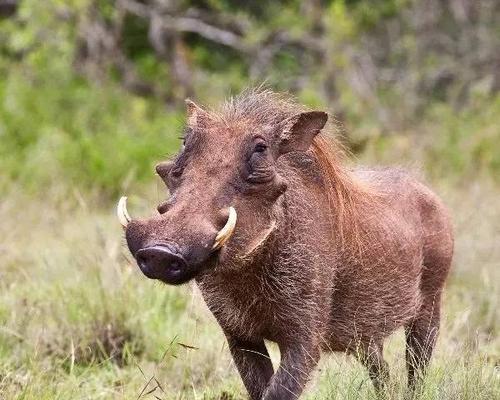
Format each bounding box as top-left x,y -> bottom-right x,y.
119,197 -> 237,284
136,245 -> 187,284
127,228 -> 216,284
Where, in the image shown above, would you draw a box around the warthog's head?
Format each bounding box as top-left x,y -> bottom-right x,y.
119,92 -> 327,284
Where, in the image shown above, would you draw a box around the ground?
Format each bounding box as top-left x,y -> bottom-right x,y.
0,181 -> 498,399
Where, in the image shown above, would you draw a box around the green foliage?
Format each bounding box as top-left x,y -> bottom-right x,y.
0,66 -> 182,196
0,0 -> 180,196
1,0 -> 499,197
426,96 -> 500,180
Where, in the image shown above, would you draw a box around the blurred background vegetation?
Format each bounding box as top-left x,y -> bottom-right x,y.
0,1 -> 499,399
1,0 -> 499,197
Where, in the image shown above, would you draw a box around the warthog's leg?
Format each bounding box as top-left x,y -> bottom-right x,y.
405,294 -> 441,391
261,341 -> 321,400
357,341 -> 390,392
226,336 -> 274,400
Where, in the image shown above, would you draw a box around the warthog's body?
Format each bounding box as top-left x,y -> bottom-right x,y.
123,89 -> 453,399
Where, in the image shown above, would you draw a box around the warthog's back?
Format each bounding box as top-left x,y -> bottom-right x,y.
326,167 -> 453,351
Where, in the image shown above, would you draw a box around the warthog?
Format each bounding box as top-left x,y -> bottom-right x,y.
118,89 -> 453,399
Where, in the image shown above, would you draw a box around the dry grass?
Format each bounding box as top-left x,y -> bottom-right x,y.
0,180 -> 498,399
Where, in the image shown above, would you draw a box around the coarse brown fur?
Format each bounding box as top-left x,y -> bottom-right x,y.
124,89 -> 454,399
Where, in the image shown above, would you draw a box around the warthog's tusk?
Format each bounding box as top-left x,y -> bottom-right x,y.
117,196 -> 131,228
213,207 -> 237,250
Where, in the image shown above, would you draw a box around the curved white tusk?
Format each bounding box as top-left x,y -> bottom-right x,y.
212,207 -> 237,250
117,196 -> 131,228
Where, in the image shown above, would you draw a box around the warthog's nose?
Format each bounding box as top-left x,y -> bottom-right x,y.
135,245 -> 187,282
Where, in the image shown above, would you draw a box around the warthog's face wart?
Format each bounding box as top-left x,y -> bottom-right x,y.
119,98 -> 327,284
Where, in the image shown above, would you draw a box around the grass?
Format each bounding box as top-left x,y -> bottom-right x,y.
0,180 -> 499,399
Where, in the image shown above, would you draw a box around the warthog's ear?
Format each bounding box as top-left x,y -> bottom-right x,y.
185,99 -> 209,127
278,111 -> 328,154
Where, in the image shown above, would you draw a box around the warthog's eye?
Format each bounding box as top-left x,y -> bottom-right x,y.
246,139 -> 274,184
253,142 -> 267,153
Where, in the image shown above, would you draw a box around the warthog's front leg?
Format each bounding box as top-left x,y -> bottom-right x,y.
226,335 -> 274,400
262,342 -> 320,400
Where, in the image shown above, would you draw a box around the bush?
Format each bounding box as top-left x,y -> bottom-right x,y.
0,68 -> 182,197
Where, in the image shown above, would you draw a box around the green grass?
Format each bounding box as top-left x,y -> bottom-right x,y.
0,180 -> 498,399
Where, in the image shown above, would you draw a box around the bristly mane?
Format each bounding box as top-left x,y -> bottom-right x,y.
217,88 -> 378,251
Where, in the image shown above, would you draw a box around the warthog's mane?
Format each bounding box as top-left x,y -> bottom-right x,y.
215,88 -> 380,252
